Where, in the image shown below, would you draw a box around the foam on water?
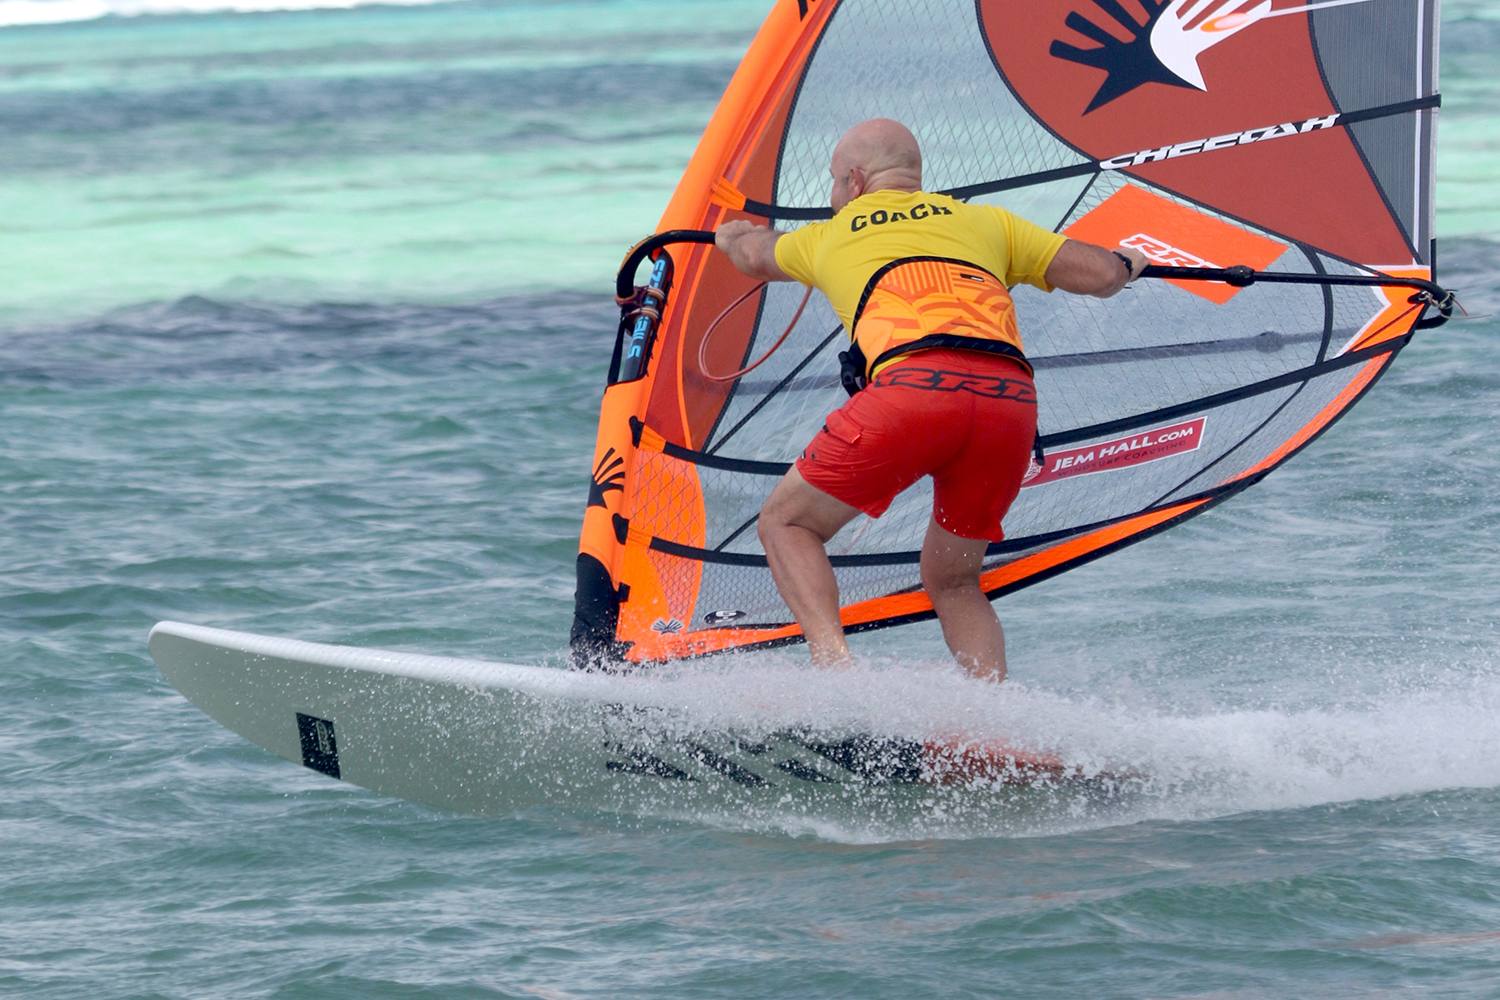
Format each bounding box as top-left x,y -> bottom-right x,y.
567,650 -> 1500,842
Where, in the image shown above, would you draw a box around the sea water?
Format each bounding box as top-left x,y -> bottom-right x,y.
3,0 -> 1500,996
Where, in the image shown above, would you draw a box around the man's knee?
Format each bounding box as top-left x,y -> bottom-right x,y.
758,485 -> 800,544
759,501 -> 834,548
760,471 -> 859,546
921,518 -> 990,597
921,559 -> 982,598
756,510 -> 783,549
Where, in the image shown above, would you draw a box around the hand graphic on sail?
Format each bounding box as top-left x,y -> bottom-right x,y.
1150,0 -> 1377,92
1150,0 -> 1273,91
1051,0 -> 1379,111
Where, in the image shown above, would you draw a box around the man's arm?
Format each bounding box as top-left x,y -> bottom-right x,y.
717,220 -> 795,282
1044,240 -> 1148,298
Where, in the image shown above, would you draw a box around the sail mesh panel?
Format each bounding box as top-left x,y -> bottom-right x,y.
774,0 -> 1088,212
589,0 -> 1439,654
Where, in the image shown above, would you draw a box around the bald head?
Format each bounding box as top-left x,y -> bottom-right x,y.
829,118 -> 923,213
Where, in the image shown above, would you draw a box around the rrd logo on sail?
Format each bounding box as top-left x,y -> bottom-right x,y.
1120,233 -> 1219,270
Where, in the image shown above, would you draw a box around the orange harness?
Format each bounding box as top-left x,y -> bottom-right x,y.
842,256 -> 1031,392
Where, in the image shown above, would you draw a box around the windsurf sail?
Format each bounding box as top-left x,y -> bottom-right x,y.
572,0 -> 1449,666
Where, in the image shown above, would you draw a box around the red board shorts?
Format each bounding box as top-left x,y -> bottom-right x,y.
795,348 -> 1037,542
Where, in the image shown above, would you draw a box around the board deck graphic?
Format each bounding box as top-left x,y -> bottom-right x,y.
150,622 -> 1113,815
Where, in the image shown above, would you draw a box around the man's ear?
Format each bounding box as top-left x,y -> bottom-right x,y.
848,166 -> 867,200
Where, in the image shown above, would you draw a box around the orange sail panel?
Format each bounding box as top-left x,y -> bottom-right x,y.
573,0 -> 1440,665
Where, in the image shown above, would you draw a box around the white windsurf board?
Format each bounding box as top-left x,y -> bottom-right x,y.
150,621 -> 1114,816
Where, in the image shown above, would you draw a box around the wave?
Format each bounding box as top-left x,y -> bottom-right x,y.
0,0 -> 451,28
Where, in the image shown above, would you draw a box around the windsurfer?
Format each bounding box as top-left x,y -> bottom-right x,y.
715,118 -> 1147,681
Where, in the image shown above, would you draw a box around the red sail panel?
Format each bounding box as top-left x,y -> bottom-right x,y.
979,0 -> 1417,263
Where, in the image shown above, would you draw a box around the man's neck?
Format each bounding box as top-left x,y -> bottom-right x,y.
859,168 -> 922,198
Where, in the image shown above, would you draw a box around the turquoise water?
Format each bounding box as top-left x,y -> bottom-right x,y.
5,1 -> 1500,996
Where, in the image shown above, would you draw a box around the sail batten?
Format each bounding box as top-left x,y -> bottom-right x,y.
736,94 -> 1442,222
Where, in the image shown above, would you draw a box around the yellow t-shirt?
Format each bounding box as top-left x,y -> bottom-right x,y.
773,190 -> 1067,335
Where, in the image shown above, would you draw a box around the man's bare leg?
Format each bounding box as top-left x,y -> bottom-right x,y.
920,516 -> 1006,682
758,468 -> 862,665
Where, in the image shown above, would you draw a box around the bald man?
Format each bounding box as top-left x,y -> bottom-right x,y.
716,118 -> 1146,682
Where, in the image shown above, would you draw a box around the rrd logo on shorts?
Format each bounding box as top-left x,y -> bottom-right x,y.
882,367 -> 1037,401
